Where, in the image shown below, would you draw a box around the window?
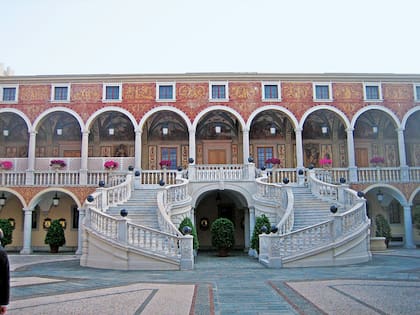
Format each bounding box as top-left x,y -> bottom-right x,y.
1,86 -> 18,102
103,83 -> 122,101
209,82 -> 228,100
161,147 -> 177,170
72,206 -> 79,229
51,84 -> 70,102
262,82 -> 281,100
414,84 -> 420,101
313,83 -> 332,101
257,147 -> 273,169
388,201 -> 402,224
364,83 -> 382,101
156,83 -> 175,101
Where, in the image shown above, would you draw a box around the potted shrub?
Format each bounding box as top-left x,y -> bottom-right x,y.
0,219 -> 13,247
265,158 -> 281,168
44,219 -> 66,253
179,217 -> 199,255
375,214 -> 392,248
370,156 -> 385,166
319,156 -> 332,168
250,214 -> 271,255
210,217 -> 235,256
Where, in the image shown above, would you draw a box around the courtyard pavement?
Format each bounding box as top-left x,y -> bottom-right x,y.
6,248 -> 420,315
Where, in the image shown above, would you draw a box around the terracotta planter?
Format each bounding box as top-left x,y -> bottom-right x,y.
217,248 -> 230,257
49,245 -> 59,253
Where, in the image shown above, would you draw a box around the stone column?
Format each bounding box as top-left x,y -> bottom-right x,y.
75,207 -> 86,255
25,131 -> 37,185
248,206 -> 256,256
396,127 -> 409,182
346,128 -> 358,182
188,128 -> 196,163
295,127 -> 304,168
403,205 -> 416,248
134,129 -> 142,170
243,128 -> 250,162
80,130 -> 89,185
20,208 -> 33,254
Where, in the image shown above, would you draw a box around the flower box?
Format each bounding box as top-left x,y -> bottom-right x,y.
159,160 -> 171,168
0,161 -> 13,170
370,156 -> 385,165
265,158 -> 281,165
319,157 -> 332,166
50,159 -> 66,169
104,160 -> 118,170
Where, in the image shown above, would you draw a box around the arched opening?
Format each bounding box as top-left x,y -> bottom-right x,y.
195,189 -> 248,251
195,110 -> 243,164
249,110 -> 296,168
354,109 -> 399,167
0,112 -> 29,158
302,109 -> 347,167
29,190 -> 80,252
0,190 -> 25,251
36,111 -> 82,158
404,110 -> 420,166
141,110 -> 189,169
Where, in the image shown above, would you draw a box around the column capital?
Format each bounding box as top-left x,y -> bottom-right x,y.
345,127 -> 355,133
294,127 -> 303,132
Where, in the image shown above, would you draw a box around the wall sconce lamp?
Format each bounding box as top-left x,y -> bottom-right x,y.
43,218 -> 52,229
52,193 -> 60,207
215,125 -> 222,134
59,218 -> 67,229
8,218 -> 15,229
372,125 -> 378,134
270,124 -> 276,135
321,125 -> 328,134
108,126 -> 115,136
0,193 -> 6,209
3,129 -> 9,137
162,124 -> 169,135
377,190 -> 384,202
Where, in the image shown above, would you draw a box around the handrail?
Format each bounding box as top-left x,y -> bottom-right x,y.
156,178 -> 190,236
308,170 -> 339,202
255,177 -> 293,230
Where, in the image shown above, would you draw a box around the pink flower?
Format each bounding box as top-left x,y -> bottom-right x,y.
0,161 -> 13,170
104,160 -> 118,170
319,157 -> 332,166
265,158 -> 281,165
159,160 -> 171,167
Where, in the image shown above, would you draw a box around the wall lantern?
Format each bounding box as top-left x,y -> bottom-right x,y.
8,218 -> 15,229
372,125 -> 378,134
162,124 -> 169,135
108,127 -> 115,136
52,192 -> 60,207
215,125 -> 221,134
59,218 -> 67,229
0,193 -> 6,209
56,122 -> 63,136
321,125 -> 328,134
3,129 -> 9,137
270,124 -> 276,135
377,190 -> 384,202
43,218 -> 52,229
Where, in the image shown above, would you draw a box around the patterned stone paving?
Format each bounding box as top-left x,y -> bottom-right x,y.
7,249 -> 420,314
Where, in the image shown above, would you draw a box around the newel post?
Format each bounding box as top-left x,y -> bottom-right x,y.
180,235 -> 194,270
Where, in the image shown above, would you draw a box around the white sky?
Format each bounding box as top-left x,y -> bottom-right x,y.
1,0 -> 419,76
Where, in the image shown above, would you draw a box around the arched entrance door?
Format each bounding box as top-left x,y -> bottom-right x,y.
195,189 -> 248,251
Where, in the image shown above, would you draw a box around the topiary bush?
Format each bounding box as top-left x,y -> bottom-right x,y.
44,219 -> 66,252
210,217 -> 235,250
179,217 -> 199,250
0,219 -> 13,247
251,214 -> 271,253
375,214 -> 392,247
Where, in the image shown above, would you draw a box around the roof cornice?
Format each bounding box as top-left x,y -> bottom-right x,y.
1,72 -> 420,84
